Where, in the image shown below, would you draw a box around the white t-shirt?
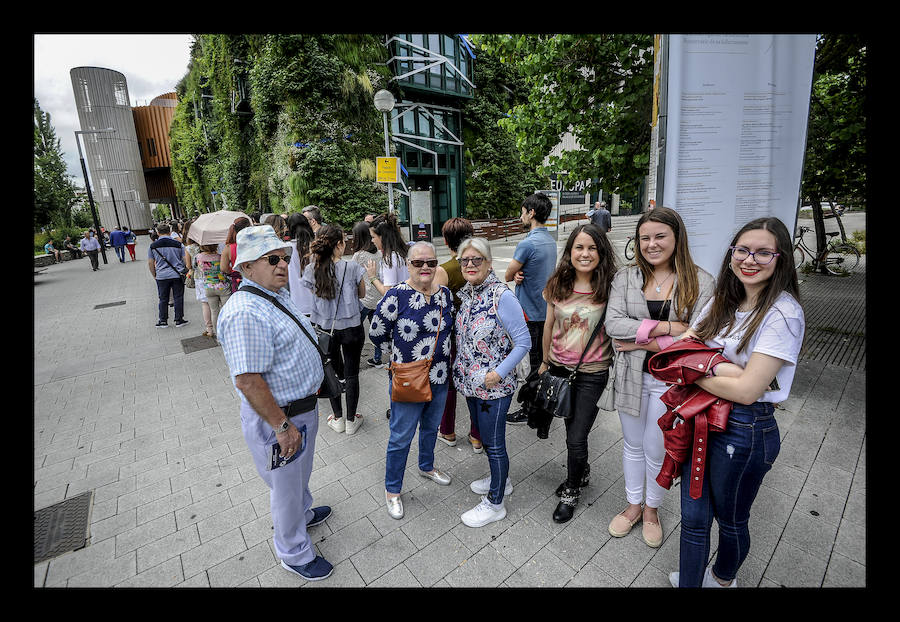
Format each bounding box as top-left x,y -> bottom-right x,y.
380,251 -> 410,287
692,292 -> 805,404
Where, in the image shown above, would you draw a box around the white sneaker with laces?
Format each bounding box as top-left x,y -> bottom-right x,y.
470,475 -> 513,496
345,415 -> 363,435
461,496 -> 506,527
326,415 -> 345,433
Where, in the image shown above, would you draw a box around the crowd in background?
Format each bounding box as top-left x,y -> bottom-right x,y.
87,200 -> 807,586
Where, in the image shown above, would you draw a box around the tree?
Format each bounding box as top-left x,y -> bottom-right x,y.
34,98 -> 78,230
800,34 -> 866,271
473,34 -> 654,199
461,41 -> 548,218
170,34 -> 392,228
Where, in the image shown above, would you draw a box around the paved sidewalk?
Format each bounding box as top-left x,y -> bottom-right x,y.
33,230 -> 865,588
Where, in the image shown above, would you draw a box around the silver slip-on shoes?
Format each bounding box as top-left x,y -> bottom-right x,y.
419,469 -> 451,485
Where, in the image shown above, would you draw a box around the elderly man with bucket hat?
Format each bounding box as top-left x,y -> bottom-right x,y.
217,225 -> 334,581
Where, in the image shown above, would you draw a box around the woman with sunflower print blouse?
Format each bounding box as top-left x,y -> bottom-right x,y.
368,241 -> 455,520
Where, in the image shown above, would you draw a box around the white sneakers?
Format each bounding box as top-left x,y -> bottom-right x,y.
469,475 -> 513,496
326,415 -> 345,433
461,475 -> 513,527
668,567 -> 737,588
461,496 -> 507,527
345,415 -> 363,435
327,414 -> 364,435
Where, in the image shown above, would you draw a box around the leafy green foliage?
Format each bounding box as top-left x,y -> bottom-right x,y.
800,34 -> 866,270
802,34 -> 866,208
169,34 -> 392,228
461,43 -> 547,218
34,98 -> 79,230
473,34 -> 654,198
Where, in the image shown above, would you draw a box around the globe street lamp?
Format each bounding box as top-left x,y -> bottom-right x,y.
373,89 -> 396,214
75,128 -> 116,264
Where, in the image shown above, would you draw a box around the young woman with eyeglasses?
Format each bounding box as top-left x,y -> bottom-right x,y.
668,217 -> 805,588
302,225 -> 367,435
605,207 -> 715,548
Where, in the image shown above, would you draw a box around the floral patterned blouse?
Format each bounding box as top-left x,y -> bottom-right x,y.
368,282 -> 454,385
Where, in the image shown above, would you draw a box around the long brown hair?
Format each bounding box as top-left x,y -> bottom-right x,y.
309,224 -> 345,300
226,217 -> 251,245
634,207 -> 701,322
370,212 -> 407,267
694,217 -> 801,354
544,224 -> 616,305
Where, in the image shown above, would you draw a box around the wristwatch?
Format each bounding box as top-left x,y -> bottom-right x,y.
273,418 -> 291,434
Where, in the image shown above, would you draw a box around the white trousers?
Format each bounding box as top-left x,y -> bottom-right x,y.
240,401 -> 319,567
619,373 -> 668,508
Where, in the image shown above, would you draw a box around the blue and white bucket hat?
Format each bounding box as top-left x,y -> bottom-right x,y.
233,225 -> 293,271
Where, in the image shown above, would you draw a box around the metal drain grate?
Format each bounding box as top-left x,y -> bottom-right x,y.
94,300 -> 126,309
34,491 -> 93,564
181,335 -> 220,354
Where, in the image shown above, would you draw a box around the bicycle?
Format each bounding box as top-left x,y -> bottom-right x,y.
792,226 -> 860,276
624,236 -> 636,261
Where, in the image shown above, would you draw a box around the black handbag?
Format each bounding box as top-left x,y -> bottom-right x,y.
240,285 -> 344,399
313,263 -> 347,356
532,308 -> 606,420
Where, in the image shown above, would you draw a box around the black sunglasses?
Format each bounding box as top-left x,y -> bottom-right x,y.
260,253 -> 291,266
459,257 -> 485,267
409,259 -> 439,268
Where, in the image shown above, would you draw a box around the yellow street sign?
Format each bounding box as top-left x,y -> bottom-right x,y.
376,157 -> 400,183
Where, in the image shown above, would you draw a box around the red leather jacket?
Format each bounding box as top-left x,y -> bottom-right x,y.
648,338 -> 732,499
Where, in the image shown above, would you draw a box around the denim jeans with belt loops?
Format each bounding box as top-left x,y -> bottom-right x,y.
677,401 -> 780,587
385,381 -> 449,494
466,394 -> 514,505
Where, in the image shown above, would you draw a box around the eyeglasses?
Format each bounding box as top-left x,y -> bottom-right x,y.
459,257 -> 485,267
729,246 -> 779,265
260,253 -> 291,266
409,259 -> 439,268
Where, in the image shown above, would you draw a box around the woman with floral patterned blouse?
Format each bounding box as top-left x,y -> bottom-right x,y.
368,241 -> 455,520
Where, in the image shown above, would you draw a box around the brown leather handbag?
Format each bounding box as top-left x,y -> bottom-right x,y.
389,291 -> 444,403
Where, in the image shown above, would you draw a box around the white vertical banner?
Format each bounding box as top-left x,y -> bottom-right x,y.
662,34 -> 817,275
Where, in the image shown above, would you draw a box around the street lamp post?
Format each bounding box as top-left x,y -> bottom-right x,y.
75,128 -> 115,264
373,89 -> 396,214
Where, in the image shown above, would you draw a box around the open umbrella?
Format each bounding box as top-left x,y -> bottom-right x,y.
188,210 -> 250,246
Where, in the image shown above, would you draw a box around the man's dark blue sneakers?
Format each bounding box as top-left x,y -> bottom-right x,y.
307,505 -> 332,527
281,556 -> 333,581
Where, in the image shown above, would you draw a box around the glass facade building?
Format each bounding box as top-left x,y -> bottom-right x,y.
385,34 -> 474,232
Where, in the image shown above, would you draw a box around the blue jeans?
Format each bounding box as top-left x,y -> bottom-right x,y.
114,245 -> 126,262
466,394 -> 513,505
385,381 -> 449,494
677,402 -> 780,587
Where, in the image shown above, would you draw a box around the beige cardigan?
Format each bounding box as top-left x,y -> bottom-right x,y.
604,265 -> 715,418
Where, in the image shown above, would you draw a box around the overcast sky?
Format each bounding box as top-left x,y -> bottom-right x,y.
34,34 -> 195,182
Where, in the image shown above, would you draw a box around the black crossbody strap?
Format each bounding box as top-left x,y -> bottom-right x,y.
240,285 -> 326,360
569,304 -> 608,379
153,247 -> 185,276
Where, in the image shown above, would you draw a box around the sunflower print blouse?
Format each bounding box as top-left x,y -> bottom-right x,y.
368,283 -> 454,385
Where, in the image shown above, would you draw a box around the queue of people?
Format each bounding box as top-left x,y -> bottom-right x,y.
122,198 -> 804,587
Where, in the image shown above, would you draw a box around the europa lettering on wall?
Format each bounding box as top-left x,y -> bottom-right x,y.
658,34 -> 817,275
549,175 -> 594,205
